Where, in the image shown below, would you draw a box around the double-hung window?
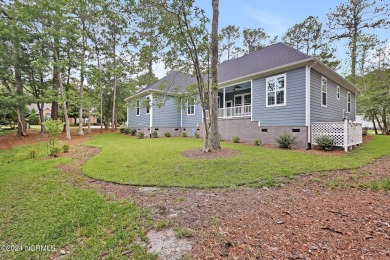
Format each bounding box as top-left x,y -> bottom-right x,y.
136,100 -> 140,116
145,96 -> 150,114
336,85 -> 340,100
321,77 -> 327,107
266,74 -> 286,107
187,99 -> 195,115
347,91 -> 351,113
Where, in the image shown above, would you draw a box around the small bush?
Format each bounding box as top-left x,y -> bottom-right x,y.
28,149 -> 38,159
182,132 -> 188,137
362,127 -> 368,136
62,144 -> 70,153
129,128 -> 137,136
381,179 -> 390,191
49,146 -> 62,157
164,132 -> 172,137
119,127 -> 126,133
137,132 -> 145,139
123,128 -> 131,134
254,139 -> 262,146
151,131 -> 158,138
231,136 -> 240,143
315,135 -> 334,151
194,132 -> 200,138
275,133 -> 296,149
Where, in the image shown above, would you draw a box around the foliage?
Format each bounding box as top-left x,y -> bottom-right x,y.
49,146 -> 62,157
231,136 -> 240,143
0,143 -> 154,259
137,132 -> 145,139
362,128 -> 368,136
42,120 -> 64,154
315,135 -> 335,151
254,139 -> 262,146
275,133 -> 296,149
28,110 -> 40,125
164,132 -> 172,137
194,132 -> 200,138
182,132 -> 188,138
28,149 -> 38,159
242,28 -> 271,54
176,228 -> 192,238
83,134 -> 390,188
62,144 -> 70,153
120,127 -> 126,133
220,25 -> 241,61
130,128 -> 137,136
151,131 -> 158,138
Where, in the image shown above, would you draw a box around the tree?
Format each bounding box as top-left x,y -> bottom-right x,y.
242,28 -> 269,54
327,0 -> 390,79
219,25 -> 240,61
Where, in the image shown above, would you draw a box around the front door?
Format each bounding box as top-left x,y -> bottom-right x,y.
226,101 -> 232,117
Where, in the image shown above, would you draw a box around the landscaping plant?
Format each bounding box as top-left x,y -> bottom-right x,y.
130,128 -> 137,136
164,132 -> 172,137
42,119 -> 64,156
182,132 -> 188,137
194,132 -> 200,138
62,144 -> 70,153
151,131 -> 158,138
254,139 -> 262,146
315,135 -> 335,151
137,132 -> 145,139
275,133 -> 296,149
232,136 -> 240,143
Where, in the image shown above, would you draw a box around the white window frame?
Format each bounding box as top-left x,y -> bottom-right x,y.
336,85 -> 340,100
136,100 -> 140,116
266,74 -> 286,107
321,76 -> 327,107
347,91 -> 351,113
233,93 -> 251,107
217,96 -> 220,108
187,99 -> 195,115
145,95 -> 150,114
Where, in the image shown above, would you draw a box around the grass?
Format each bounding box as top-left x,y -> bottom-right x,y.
0,142 -> 155,259
83,133 -> 390,188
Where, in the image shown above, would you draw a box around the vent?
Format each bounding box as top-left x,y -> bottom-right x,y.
262,129 -> 268,132
155,128 -> 159,131
292,129 -> 300,133
175,128 -> 179,131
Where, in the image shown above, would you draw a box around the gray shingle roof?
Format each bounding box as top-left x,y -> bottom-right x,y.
217,42 -> 311,83
135,43 -> 311,96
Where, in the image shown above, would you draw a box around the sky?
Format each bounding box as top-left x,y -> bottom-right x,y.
153,0 -> 389,78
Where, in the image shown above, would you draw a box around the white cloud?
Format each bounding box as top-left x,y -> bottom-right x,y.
242,5 -> 294,37
152,61 -> 169,79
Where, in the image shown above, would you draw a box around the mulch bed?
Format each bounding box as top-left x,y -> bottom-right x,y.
182,148 -> 240,159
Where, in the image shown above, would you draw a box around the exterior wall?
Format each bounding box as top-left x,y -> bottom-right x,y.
199,118 -> 308,148
252,67 -> 306,126
153,95 -> 181,128
181,103 -> 202,132
310,69 -> 356,122
127,95 -> 150,128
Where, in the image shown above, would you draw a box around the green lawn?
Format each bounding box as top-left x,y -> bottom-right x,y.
83,134 -> 390,188
0,143 -> 155,259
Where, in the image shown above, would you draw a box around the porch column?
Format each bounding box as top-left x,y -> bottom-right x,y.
223,87 -> 226,118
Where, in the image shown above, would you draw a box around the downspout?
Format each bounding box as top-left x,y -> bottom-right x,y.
150,93 -> 153,137
180,97 -> 183,128
306,61 -> 316,149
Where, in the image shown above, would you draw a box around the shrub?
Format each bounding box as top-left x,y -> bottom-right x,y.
362,127 -> 368,136
129,128 -> 137,136
151,131 -> 158,138
254,139 -> 262,146
231,136 -> 240,143
164,132 -> 172,137
315,135 -> 334,151
194,132 -> 200,138
119,127 -> 126,133
123,128 -> 131,134
28,149 -> 38,159
275,133 -> 296,149
137,132 -> 145,139
62,144 -> 70,153
49,146 -> 62,157
28,111 -> 39,125
182,132 -> 188,137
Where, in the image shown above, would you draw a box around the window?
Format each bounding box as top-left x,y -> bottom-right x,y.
234,93 -> 251,107
336,85 -> 340,100
217,96 -> 220,108
136,100 -> 140,116
347,91 -> 351,113
266,74 -> 286,107
145,96 -> 150,114
187,99 -> 195,115
321,77 -> 327,107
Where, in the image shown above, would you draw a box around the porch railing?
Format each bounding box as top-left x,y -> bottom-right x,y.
206,105 -> 251,119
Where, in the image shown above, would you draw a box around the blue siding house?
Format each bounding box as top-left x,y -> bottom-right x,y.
126,43 -> 358,148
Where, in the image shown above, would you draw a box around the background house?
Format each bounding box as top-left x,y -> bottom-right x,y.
127,43 -> 359,149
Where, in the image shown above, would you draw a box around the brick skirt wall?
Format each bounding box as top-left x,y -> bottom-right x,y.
199,118 -> 308,148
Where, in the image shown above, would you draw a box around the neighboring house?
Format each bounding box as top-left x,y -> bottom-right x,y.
126,43 -> 359,149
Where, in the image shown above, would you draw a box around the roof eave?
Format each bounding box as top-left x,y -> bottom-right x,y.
124,89 -> 166,101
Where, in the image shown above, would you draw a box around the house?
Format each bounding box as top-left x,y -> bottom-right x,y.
126,43 -> 360,149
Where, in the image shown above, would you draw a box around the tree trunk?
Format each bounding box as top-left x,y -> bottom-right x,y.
14,44 -> 27,137
204,0 -> 221,152
111,37 -> 117,131
374,114 -> 383,134
37,102 -> 45,134
350,24 -> 358,79
381,108 -> 388,134
51,49 -> 60,120
372,119 -> 378,135
78,30 -> 86,136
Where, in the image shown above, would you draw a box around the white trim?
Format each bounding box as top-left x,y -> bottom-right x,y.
225,100 -> 232,107
336,85 -> 340,100
305,66 -> 311,143
266,73 -> 287,107
233,93 -> 251,107
347,91 -> 351,113
145,95 -> 151,115
223,87 -> 226,118
149,94 -> 153,129
180,98 -> 183,127
250,80 -> 253,121
136,99 -> 140,116
321,76 -> 327,108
